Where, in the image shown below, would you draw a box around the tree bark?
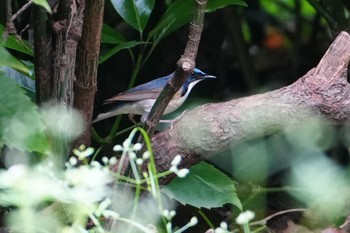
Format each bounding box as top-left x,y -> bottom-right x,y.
33,5 -> 53,104
51,0 -> 85,106
73,0 -> 104,147
152,31 -> 350,175
32,1 -> 85,157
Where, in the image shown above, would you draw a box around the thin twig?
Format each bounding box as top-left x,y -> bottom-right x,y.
5,0 -> 17,34
11,0 -> 33,21
20,24 -> 30,37
5,0 -> 12,22
250,208 -> 306,226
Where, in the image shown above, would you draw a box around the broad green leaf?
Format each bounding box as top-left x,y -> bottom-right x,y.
0,25 -> 33,56
32,0 -> 52,13
0,73 -> 50,154
0,46 -> 30,75
99,41 -> 146,64
150,0 -> 246,42
207,0 -> 247,12
111,0 -> 155,33
162,162 -> 242,209
102,24 -> 126,44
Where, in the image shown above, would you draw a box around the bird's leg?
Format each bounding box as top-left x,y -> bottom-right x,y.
128,114 -> 138,125
168,110 -> 188,129
159,111 -> 188,124
141,113 -> 148,123
140,111 -> 187,125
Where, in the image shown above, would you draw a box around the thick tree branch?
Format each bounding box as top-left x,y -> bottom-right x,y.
73,0 -> 104,147
152,31 -> 350,176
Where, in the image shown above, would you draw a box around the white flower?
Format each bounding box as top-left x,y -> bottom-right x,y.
177,169 -> 189,178
171,155 -> 182,166
169,155 -> 189,178
68,157 -> 78,166
73,146 -> 95,160
215,228 -> 229,233
133,143 -> 142,151
102,157 -> 109,165
122,138 -> 131,148
128,152 -> 136,160
64,166 -> 113,203
235,210 -> 255,225
113,145 -> 123,151
163,209 -> 176,220
95,198 -> 112,217
136,158 -> 143,165
142,151 -> 151,160
109,156 -> 118,165
169,166 -> 176,173
189,217 -> 198,226
169,210 -> 176,218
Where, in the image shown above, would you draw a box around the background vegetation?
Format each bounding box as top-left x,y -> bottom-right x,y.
1,0 -> 350,232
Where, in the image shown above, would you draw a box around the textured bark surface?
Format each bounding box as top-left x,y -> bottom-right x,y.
152,31 -> 350,173
33,5 -> 53,104
73,0 -> 104,147
51,0 -> 85,106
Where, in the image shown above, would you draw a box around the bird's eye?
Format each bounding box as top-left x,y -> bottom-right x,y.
191,71 -> 195,76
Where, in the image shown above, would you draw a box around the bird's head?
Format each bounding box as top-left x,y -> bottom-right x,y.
180,68 -> 216,96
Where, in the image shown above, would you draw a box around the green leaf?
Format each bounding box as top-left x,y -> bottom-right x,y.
150,0 -> 246,42
207,0 -> 247,12
32,0 -> 52,13
0,46 -> 30,75
0,73 -> 50,154
162,162 -> 242,209
99,41 -> 146,64
111,0 -> 155,33
0,25 -> 33,56
101,24 -> 126,44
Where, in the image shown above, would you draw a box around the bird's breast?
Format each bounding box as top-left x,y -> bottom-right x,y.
164,94 -> 187,114
139,91 -> 187,115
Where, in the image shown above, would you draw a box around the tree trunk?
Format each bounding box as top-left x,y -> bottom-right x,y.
73,0 -> 104,147
33,0 -> 85,157
51,0 -> 85,106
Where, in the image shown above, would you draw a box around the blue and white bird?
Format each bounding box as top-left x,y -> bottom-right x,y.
93,68 -> 216,123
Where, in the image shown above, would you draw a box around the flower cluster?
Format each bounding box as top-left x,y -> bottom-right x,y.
113,140 -> 151,165
169,155 -> 189,178
213,222 -> 230,233
163,209 -> 198,233
235,210 -> 255,225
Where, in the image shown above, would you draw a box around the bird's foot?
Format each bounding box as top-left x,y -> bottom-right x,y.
128,114 -> 138,125
161,111 -> 187,130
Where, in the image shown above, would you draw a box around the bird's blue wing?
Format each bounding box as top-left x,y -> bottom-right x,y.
104,74 -> 172,103
124,75 -> 171,93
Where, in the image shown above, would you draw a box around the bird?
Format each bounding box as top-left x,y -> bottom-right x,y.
93,68 -> 216,123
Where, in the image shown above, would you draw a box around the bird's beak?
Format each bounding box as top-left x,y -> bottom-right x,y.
203,75 -> 216,79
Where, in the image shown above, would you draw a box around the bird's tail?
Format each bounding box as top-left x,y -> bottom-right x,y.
92,101 -> 133,123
